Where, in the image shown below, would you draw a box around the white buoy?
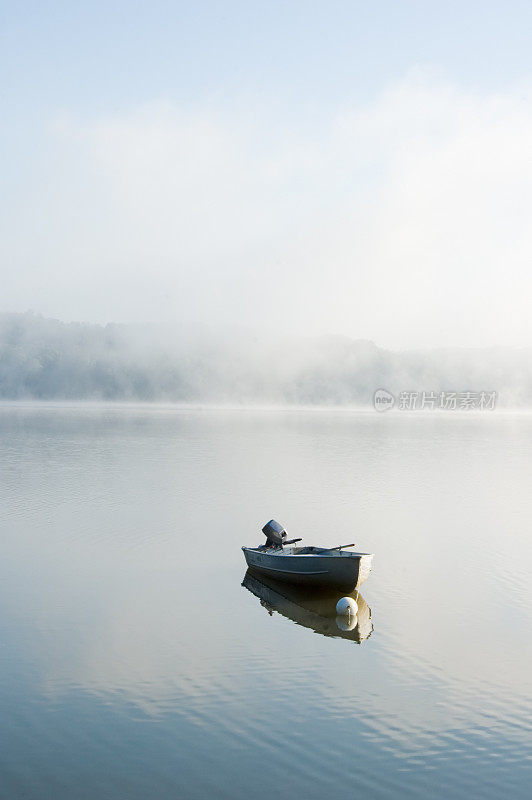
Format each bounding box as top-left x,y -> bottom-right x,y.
336,596 -> 358,616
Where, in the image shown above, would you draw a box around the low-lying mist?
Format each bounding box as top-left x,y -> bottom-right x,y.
1,312 -> 530,407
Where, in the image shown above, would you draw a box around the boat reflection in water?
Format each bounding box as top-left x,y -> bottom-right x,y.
242,569 -> 373,644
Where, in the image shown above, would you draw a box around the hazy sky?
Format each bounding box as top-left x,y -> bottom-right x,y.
2,1 -> 532,348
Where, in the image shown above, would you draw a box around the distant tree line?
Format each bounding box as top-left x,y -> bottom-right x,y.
0,312 -> 530,406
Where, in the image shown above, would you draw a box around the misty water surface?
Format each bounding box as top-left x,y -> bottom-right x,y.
0,404 -> 531,799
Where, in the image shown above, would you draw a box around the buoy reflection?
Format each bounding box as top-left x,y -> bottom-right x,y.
242,569 -> 373,643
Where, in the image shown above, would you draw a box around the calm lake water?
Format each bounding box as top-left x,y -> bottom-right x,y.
1,404 -> 531,799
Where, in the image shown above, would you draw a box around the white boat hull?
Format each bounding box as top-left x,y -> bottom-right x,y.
242,546 -> 373,591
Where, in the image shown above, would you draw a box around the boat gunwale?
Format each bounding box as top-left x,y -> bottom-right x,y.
242,546 -> 374,559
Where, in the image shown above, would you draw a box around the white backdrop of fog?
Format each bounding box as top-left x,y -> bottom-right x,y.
1,312 -> 531,405
3,72 -> 532,350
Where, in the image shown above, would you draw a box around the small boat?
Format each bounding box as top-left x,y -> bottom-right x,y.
242,519 -> 374,591
242,569 -> 373,643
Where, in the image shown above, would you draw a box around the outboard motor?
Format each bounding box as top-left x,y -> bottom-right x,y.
262,519 -> 286,548
260,520 -> 302,549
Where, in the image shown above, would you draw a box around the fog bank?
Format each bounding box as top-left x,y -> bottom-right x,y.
0,312 -> 530,407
